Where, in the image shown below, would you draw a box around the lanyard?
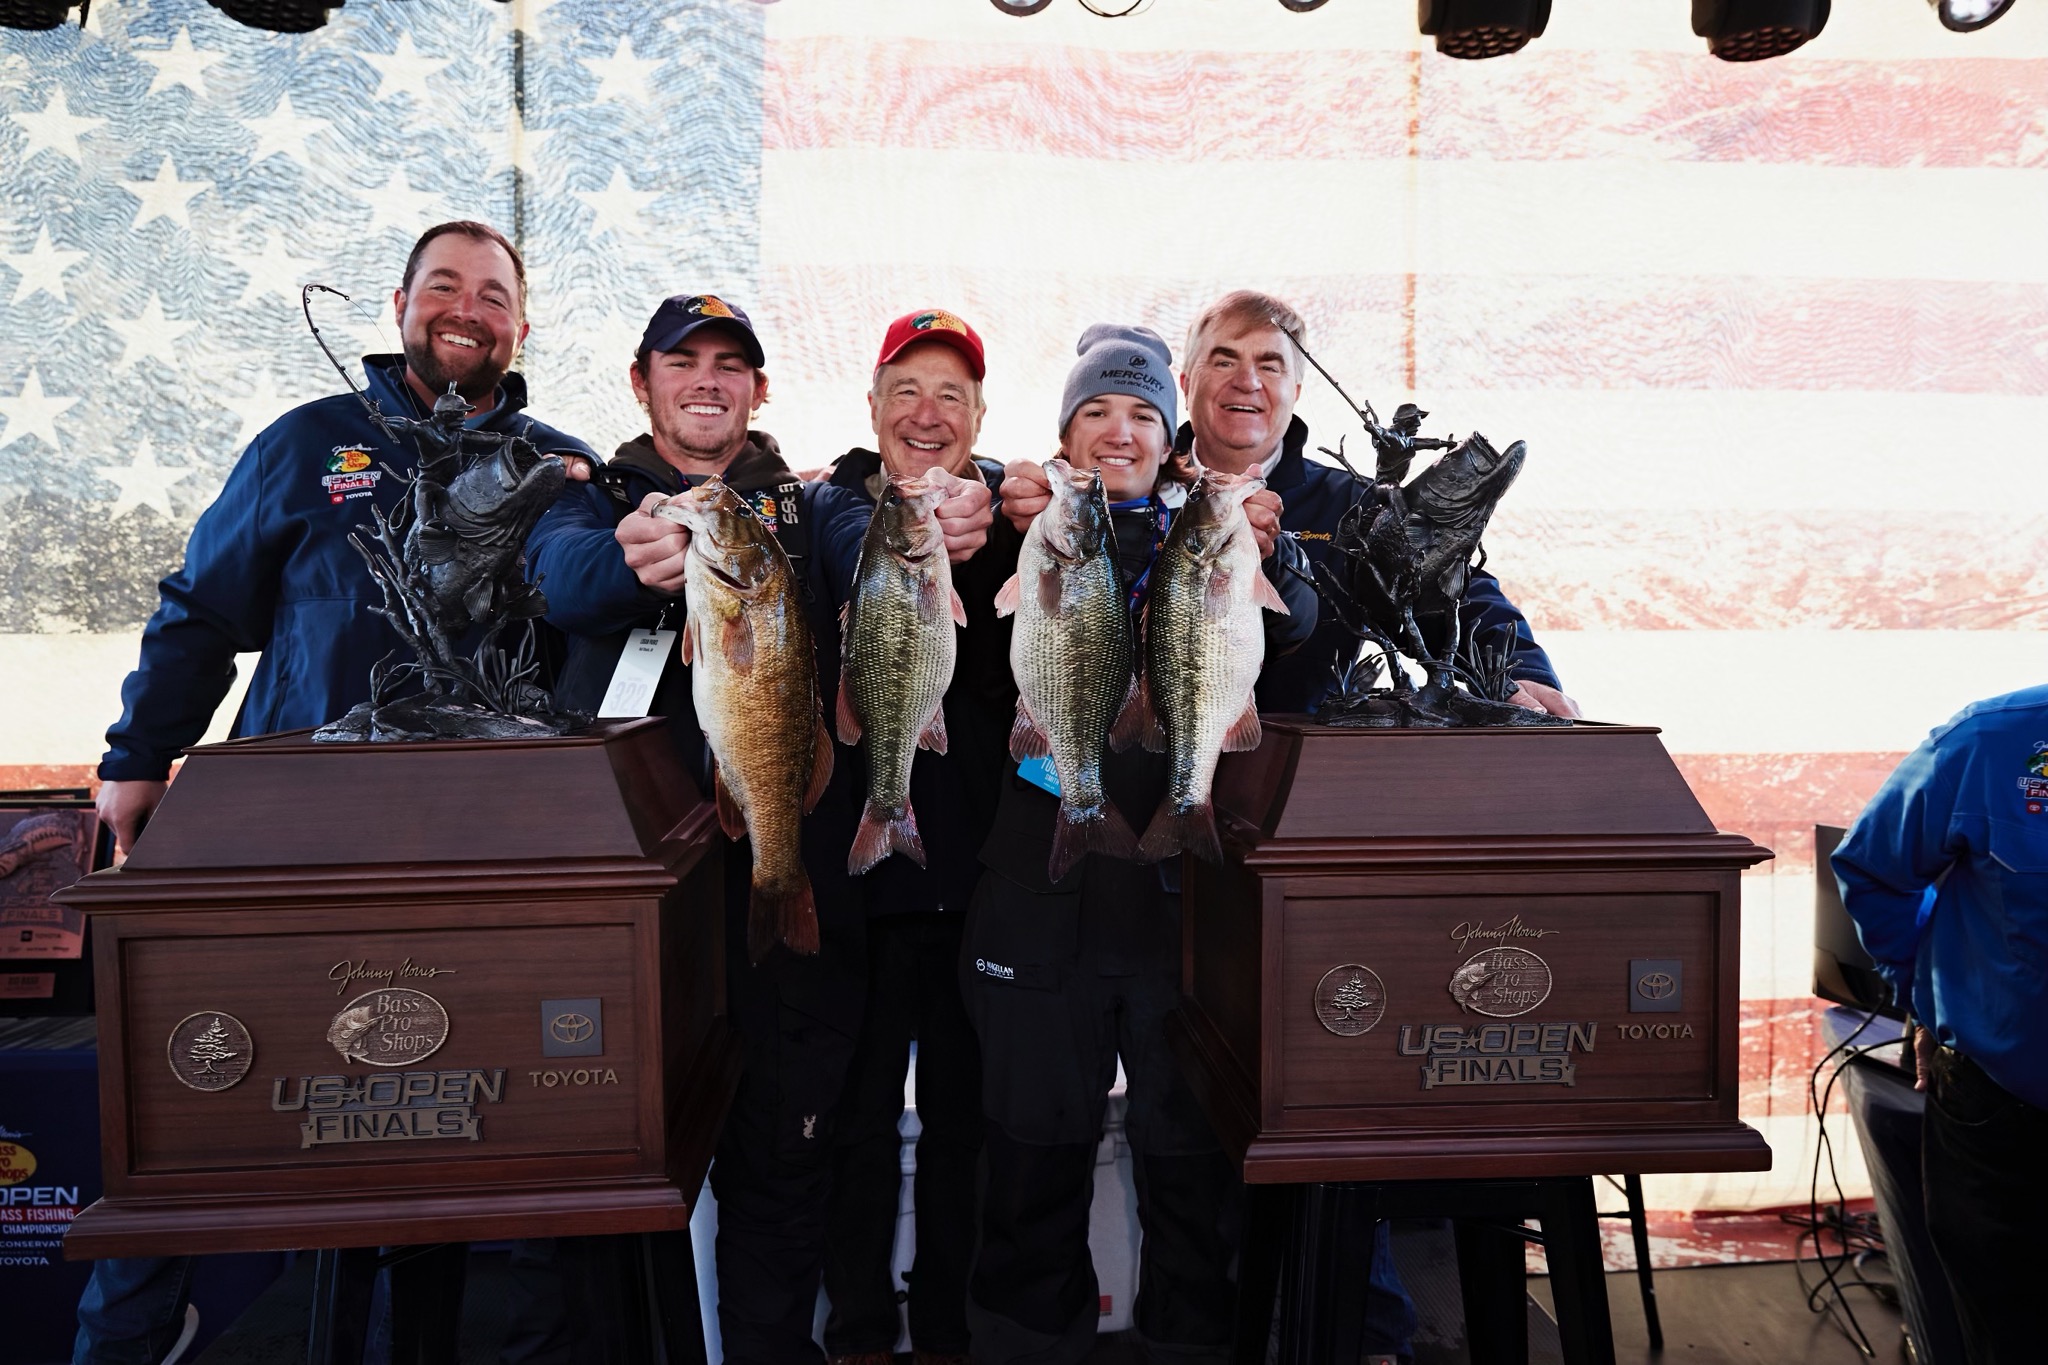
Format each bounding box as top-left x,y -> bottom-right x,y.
1109,495 -> 1171,613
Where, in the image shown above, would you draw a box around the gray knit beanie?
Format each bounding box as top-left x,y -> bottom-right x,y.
1059,324 -> 1176,435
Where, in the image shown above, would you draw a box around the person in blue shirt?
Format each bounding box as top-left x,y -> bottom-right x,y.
80,222 -> 596,1365
526,294 -> 872,1365
1832,684 -> 2048,1365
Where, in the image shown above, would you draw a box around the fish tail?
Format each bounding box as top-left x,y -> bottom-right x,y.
748,872 -> 821,963
849,799 -> 926,875
1047,799 -> 1141,883
1137,802 -> 1222,866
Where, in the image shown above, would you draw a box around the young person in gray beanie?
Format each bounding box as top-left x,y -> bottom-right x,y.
963,326 -> 1315,1365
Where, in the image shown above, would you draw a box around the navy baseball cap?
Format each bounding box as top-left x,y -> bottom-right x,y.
638,294 -> 765,367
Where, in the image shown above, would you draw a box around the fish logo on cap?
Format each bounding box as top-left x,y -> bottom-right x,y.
689,296 -> 738,320
913,309 -> 968,335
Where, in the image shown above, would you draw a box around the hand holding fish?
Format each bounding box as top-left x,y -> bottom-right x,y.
929,466 -> 993,563
1244,488 -> 1283,559
616,490 -> 692,595
997,458 -> 1054,534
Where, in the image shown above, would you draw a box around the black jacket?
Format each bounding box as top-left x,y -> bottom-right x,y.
826,448 -> 1022,918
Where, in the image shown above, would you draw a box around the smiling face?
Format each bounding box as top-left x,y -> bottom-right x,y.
1181,321 -> 1303,475
392,233 -> 529,408
631,323 -> 769,475
869,341 -> 984,479
1060,392 -> 1168,502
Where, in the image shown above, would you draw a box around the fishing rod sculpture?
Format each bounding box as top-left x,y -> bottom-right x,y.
299,285 -> 583,742
1290,334 -> 1569,729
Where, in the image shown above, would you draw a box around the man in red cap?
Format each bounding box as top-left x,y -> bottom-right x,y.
816,309 -> 1017,1365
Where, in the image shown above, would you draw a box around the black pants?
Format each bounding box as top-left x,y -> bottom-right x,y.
961,862 -> 1238,1365
711,845 -> 868,1365
823,912 -> 984,1356
1923,1048 -> 2048,1365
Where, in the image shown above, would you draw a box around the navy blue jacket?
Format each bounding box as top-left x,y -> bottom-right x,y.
1182,418 -> 1561,714
1833,685 -> 2048,1109
100,357 -> 595,781
825,448 -> 1021,918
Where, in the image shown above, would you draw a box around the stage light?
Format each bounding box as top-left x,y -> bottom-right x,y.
1418,1 -> 1552,60
0,0 -> 75,29
206,0 -> 341,32
1279,0 -> 1333,10
989,0 -> 1055,13
1931,0 -> 2016,31
1692,0 -> 1829,62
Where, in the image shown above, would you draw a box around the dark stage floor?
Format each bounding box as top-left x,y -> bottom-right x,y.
184,1226 -> 1908,1365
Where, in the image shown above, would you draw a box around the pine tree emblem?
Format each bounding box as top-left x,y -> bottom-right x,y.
187,1017 -> 240,1075
1331,974 -> 1374,1020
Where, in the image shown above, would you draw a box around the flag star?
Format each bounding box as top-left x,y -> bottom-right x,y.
100,437 -> 193,520
4,227 -> 87,305
235,229 -> 319,307
122,156 -> 212,230
137,29 -> 225,100
585,36 -> 662,106
108,293 -> 199,372
227,371 -> 296,449
361,32 -> 450,103
499,0 -> 564,39
0,369 -> 80,451
245,92 -> 328,165
574,167 -> 658,240
364,168 -> 446,237
15,89 -> 108,164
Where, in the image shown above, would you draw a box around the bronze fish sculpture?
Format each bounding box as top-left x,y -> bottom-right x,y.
406,430 -> 566,634
1123,465 -> 1287,864
995,459 -> 1139,882
655,480 -> 833,961
837,469 -> 966,874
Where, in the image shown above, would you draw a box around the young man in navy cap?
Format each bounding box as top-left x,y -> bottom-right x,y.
528,294 -> 871,1365
818,309 -> 1015,1365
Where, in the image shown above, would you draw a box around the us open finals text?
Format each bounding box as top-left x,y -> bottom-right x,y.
1397,1021 -> 1598,1089
271,1068 -> 506,1149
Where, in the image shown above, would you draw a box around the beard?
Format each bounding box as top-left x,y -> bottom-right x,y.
404,333 -> 510,404
653,407 -> 748,464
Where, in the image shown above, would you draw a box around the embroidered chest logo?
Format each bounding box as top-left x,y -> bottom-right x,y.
2022,742 -> 2048,814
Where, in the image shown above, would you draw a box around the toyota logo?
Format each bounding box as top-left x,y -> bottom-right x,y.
1635,972 -> 1676,1001
549,1013 -> 595,1044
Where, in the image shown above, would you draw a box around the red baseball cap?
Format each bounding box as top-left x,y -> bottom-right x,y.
875,308 -> 985,382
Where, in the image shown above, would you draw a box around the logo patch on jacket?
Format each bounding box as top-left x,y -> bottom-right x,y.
2024,742 -> 2048,812
321,470 -> 381,504
327,447 -> 373,474
749,490 -> 781,532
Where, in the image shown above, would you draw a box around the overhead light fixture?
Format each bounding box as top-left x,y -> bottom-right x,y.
989,0 -> 1055,12
1418,0 -> 1552,60
0,0 -> 75,29
206,0 -> 342,31
1931,0 -> 2016,30
1279,0 -> 1333,10
1692,0 -> 1829,61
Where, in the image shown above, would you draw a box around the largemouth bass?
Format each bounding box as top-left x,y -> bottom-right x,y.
1124,464 -> 1288,864
655,480 -> 833,961
995,459 -> 1139,882
837,469 -> 966,873
407,432 -> 566,633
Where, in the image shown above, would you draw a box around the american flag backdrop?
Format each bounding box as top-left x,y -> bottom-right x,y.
3,0 -> 2047,1245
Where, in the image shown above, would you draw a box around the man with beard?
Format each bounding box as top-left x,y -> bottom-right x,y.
81,221 -> 594,1365
528,294 -> 870,1365
815,310 -> 1010,1365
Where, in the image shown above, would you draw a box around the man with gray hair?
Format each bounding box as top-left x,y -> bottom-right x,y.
1177,289 -> 1576,719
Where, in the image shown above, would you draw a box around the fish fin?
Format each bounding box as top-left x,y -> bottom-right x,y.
679,618 -> 695,666
839,599 -> 851,634
994,573 -> 1021,618
919,704 -> 950,755
749,874 -> 820,963
848,800 -> 925,875
712,764 -> 746,841
1222,698 -> 1263,753
834,680 -> 863,745
722,613 -> 755,672
1137,802 -> 1223,866
1253,568 -> 1290,614
1110,674 -> 1151,753
950,587 -> 968,628
415,525 -> 458,564
1008,698 -> 1051,761
805,716 -> 835,813
1047,799 -> 1141,882
463,578 -> 496,623
1037,567 -> 1063,617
